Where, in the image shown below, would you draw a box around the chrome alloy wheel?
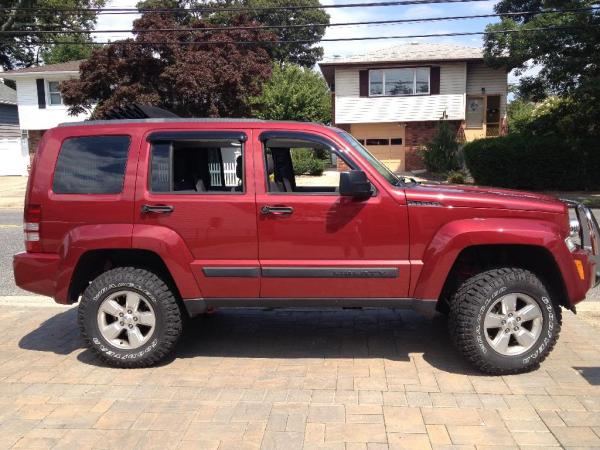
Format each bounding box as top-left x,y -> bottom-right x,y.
483,293 -> 543,356
96,290 -> 156,350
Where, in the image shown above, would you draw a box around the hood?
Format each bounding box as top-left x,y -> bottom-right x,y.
404,183 -> 567,214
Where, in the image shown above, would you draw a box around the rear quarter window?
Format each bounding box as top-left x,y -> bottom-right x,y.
52,135 -> 131,194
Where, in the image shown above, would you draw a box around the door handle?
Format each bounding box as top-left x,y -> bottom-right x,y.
261,205 -> 294,216
141,204 -> 174,214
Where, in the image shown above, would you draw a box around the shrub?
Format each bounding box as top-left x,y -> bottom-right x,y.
421,121 -> 460,173
447,170 -> 466,184
291,149 -> 326,176
464,133 -> 600,190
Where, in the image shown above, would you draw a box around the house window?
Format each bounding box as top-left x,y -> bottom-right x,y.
365,138 -> 389,146
390,138 -> 403,145
369,68 -> 430,97
47,81 -> 62,105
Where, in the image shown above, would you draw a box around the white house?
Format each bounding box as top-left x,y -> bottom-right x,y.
3,60 -> 89,166
0,81 -> 28,176
319,43 -> 508,172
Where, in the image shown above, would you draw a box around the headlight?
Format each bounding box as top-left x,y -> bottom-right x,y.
566,219 -> 581,251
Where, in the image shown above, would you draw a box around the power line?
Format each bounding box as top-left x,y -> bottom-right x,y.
10,24 -> 600,46
5,7 -> 600,35
0,0 -> 494,15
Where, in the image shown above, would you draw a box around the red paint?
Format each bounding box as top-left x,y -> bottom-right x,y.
13,120 -> 597,308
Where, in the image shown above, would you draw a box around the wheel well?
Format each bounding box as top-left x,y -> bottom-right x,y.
438,245 -> 569,312
68,249 -> 182,305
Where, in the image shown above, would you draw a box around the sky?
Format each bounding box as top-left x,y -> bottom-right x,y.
95,0 -> 500,54
95,0 -> 512,76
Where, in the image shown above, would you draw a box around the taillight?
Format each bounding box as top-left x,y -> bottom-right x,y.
24,204 -> 41,252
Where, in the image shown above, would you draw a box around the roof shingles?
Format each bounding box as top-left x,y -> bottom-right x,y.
320,43 -> 483,65
3,60 -> 83,75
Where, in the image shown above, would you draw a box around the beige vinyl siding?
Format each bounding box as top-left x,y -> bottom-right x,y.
334,62 -> 466,124
466,62 -> 508,117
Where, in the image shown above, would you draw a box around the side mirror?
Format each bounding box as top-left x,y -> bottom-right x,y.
339,170 -> 372,199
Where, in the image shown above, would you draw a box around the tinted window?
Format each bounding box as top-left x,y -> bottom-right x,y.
53,136 -> 131,194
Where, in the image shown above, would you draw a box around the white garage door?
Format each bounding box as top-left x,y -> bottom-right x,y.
0,138 -> 28,176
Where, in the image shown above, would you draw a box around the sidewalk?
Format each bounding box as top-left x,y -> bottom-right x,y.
0,176 -> 26,209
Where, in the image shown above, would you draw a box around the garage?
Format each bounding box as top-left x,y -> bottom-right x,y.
349,123 -> 406,172
0,138 -> 28,176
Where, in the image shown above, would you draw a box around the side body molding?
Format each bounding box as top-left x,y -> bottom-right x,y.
412,218 -> 578,301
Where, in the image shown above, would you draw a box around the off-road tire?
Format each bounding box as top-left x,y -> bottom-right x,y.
78,267 -> 183,368
448,267 -> 561,375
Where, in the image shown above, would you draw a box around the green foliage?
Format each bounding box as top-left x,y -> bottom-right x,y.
507,97 -> 536,134
207,0 -> 329,68
0,0 -> 106,70
447,170 -> 466,184
40,35 -> 97,65
291,149 -> 326,176
464,134 -> 600,190
253,64 -> 331,123
483,0 -> 600,136
421,121 -> 460,173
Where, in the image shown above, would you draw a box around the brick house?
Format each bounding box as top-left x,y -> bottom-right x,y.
3,60 -> 89,160
319,43 -> 508,172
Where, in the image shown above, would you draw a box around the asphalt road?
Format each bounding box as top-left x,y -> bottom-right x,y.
0,209 -> 27,296
0,208 -> 599,300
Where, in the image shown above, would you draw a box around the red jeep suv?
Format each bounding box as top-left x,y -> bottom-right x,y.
13,119 -> 600,374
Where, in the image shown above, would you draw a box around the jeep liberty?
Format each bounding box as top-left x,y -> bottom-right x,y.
13,119 -> 600,374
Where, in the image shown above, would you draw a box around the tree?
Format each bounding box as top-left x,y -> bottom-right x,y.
60,10 -> 275,118
252,64 -> 331,122
41,35 -> 98,65
483,0 -> 600,135
421,121 -> 460,173
0,0 -> 105,70
207,0 -> 329,68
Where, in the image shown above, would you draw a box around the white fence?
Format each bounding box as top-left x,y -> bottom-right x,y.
209,162 -> 238,187
0,138 -> 28,176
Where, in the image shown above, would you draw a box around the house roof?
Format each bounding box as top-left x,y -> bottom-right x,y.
320,43 -> 483,66
0,82 -> 17,105
2,60 -> 83,77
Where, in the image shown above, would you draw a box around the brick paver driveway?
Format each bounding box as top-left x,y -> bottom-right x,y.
1,304 -> 600,449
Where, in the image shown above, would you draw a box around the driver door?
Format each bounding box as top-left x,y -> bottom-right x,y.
254,130 -> 411,299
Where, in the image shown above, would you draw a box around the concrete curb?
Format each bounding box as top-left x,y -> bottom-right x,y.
577,301 -> 600,312
0,296 -> 73,308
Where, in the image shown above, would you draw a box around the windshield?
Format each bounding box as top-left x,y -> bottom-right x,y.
335,130 -> 402,186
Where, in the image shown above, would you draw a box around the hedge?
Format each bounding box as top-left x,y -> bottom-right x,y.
463,133 -> 600,190
291,148 -> 326,176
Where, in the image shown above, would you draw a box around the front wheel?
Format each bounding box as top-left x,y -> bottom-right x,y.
78,267 -> 183,368
448,267 -> 561,375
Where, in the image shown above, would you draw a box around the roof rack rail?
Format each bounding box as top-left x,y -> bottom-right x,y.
99,104 -> 179,120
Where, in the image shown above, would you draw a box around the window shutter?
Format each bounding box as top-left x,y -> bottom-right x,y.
359,70 -> 369,97
36,79 -> 46,109
430,67 -> 440,95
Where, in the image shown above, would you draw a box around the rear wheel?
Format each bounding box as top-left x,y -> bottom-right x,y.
78,267 -> 183,368
448,267 -> 561,374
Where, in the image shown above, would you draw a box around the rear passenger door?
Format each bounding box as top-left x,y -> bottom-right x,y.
134,130 -> 259,298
